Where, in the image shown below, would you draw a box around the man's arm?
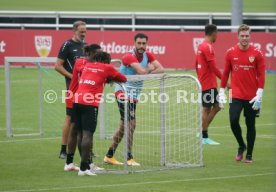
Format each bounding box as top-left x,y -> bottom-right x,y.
130,62 -> 151,74
203,44 -> 222,79
108,66 -> 127,83
256,51 -> 266,89
149,60 -> 164,74
220,53 -> 231,88
55,58 -> 72,79
208,60 -> 222,79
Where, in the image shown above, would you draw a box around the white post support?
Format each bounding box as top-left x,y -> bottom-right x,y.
5,58 -> 12,137
160,76 -> 166,166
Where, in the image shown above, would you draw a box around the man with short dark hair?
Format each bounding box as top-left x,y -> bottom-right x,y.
104,33 -> 164,166
195,24 -> 222,145
219,24 -> 265,163
55,20 -> 87,159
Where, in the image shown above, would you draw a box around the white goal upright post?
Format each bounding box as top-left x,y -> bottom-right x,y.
5,57 -> 57,137
4,57 -> 123,137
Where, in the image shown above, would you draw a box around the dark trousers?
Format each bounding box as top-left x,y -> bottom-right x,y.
229,98 -> 257,156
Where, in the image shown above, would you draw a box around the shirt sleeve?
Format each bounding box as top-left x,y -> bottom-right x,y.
256,50 -> 266,89
57,41 -> 70,61
68,60 -> 81,93
220,51 -> 231,88
203,44 -> 215,62
208,60 -> 222,79
146,52 -> 156,63
122,54 -> 138,67
107,66 -> 127,82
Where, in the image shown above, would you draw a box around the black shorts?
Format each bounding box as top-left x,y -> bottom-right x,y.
201,88 -> 219,108
66,107 -> 72,116
71,103 -> 98,133
117,99 -> 137,121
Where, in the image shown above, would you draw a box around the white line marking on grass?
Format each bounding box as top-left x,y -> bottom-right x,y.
211,133 -> 276,140
1,172 -> 274,192
0,137 -> 60,143
0,80 -> 38,84
210,123 -> 276,129
0,123 -> 274,143
0,127 -> 32,131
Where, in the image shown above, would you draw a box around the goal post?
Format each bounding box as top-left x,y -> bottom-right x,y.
4,57 -> 123,138
98,73 -> 203,173
4,56 -> 203,173
5,57 -> 57,137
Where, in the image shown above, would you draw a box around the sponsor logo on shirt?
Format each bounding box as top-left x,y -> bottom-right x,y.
234,64 -> 254,71
79,79 -> 96,85
234,58 -> 239,60
83,67 -> 104,73
239,65 -> 254,71
35,36 -> 52,57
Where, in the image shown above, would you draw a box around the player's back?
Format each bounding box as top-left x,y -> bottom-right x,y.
75,62 -> 116,107
195,40 -> 217,91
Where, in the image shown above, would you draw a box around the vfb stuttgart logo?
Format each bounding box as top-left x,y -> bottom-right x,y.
35,36 -> 52,57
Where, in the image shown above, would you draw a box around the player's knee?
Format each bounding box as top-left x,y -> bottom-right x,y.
213,105 -> 221,112
130,120 -> 136,130
203,107 -> 211,115
230,115 -> 239,125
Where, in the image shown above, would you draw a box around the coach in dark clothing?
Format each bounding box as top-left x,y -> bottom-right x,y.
55,20 -> 87,159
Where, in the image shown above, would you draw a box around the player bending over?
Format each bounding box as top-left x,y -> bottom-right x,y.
68,52 -> 127,176
64,44 -> 105,173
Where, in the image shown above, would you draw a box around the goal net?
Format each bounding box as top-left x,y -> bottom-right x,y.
4,57 -> 63,137
5,57 -> 203,173
98,73 -> 203,173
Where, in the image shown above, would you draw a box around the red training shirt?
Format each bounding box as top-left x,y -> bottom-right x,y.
66,58 -> 88,109
115,51 -> 156,100
195,40 -> 222,91
220,44 -> 265,100
122,51 -> 156,67
74,62 -> 127,107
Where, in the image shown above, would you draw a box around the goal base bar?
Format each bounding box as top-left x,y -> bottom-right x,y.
11,133 -> 43,137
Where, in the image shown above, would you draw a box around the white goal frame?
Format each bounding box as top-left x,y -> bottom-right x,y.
5,57 -> 57,137
5,56 -> 203,173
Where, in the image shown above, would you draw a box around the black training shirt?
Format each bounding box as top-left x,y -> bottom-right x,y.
57,39 -> 86,89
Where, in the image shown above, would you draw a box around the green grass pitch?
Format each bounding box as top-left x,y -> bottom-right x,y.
0,1 -> 275,191
0,0 -> 275,12
0,67 -> 275,192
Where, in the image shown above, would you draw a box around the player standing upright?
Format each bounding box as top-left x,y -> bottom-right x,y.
195,24 -> 222,145
55,21 -> 87,159
104,33 -> 164,166
219,24 -> 265,163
